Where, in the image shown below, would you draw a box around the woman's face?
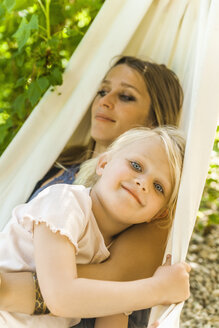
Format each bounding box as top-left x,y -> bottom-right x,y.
91,64 -> 152,147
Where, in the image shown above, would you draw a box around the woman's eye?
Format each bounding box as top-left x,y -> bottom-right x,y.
97,89 -> 107,97
154,183 -> 164,194
130,161 -> 142,172
119,94 -> 136,102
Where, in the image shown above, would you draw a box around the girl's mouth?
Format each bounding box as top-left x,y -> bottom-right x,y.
121,185 -> 143,205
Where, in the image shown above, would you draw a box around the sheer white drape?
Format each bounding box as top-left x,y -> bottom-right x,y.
0,0 -> 218,326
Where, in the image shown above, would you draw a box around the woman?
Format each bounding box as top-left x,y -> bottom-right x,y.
0,56 -> 183,327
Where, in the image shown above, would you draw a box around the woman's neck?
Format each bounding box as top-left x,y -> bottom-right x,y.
92,143 -> 108,158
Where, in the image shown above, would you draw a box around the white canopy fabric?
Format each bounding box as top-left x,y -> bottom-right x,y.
0,0 -> 219,326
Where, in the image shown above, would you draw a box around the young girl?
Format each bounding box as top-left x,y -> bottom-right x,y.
0,126 -> 189,328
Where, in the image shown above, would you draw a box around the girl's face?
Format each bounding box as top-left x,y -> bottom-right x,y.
91,64 -> 151,148
92,137 -> 172,230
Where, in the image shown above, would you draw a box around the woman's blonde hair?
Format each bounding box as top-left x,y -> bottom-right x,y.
75,126 -> 185,228
58,56 -> 183,166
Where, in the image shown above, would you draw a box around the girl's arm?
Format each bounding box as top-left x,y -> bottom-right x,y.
0,220 -> 168,314
34,222 -> 190,318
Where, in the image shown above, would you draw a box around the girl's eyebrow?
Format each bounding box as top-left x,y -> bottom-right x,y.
102,79 -> 141,94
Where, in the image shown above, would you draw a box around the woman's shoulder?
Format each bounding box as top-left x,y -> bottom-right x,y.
28,164 -> 80,201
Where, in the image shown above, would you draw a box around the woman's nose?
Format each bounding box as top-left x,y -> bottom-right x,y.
99,93 -> 114,109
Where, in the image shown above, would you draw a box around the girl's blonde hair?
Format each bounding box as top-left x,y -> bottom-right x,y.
75,126 -> 185,228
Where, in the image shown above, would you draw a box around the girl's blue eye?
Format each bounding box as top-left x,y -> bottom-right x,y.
130,161 -> 142,172
154,183 -> 164,194
119,94 -> 136,102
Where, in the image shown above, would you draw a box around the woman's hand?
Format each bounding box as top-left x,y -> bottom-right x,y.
148,322 -> 159,328
152,255 -> 191,305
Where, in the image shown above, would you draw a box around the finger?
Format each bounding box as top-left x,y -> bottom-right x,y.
163,254 -> 171,266
149,321 -> 159,328
182,262 -> 191,272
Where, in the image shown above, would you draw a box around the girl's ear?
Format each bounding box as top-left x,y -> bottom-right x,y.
96,153 -> 108,176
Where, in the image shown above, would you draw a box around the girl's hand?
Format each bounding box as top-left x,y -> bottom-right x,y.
152,254 -> 191,305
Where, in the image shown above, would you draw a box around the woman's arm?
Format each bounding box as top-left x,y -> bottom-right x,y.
95,316 -> 159,328
78,220 -> 169,281
95,315 -> 159,328
94,314 -> 128,328
0,272 -> 35,314
34,223 -> 190,318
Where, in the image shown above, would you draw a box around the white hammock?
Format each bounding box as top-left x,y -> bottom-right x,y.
0,0 -> 219,326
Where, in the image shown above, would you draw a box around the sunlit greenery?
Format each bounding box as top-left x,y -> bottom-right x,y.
0,0 -> 104,154
197,126 -> 219,231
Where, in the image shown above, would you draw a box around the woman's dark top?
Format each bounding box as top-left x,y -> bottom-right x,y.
29,164 -> 150,328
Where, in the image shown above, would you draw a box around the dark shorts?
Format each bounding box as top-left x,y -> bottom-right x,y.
72,309 -> 150,328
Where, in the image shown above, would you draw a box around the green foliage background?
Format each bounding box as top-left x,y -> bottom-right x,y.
0,0 -> 104,153
0,0 -> 218,231
197,126 -> 219,231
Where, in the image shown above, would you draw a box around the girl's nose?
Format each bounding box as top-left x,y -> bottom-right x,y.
135,178 -> 149,192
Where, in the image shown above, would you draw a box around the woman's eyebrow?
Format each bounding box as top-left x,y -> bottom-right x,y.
121,82 -> 141,94
101,79 -> 110,85
102,80 -> 141,94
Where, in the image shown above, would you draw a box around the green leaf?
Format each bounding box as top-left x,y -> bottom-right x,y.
15,77 -> 26,88
27,81 -> 42,107
29,14 -> 38,31
48,36 -> 59,48
208,213 -> 219,225
49,67 -> 63,85
13,15 -> 38,51
27,77 -> 49,107
37,77 -> 49,92
3,0 -> 15,11
13,17 -> 30,50
0,117 -> 13,144
13,93 -> 26,119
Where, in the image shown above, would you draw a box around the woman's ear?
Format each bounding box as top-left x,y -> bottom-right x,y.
156,208 -> 169,219
96,153 -> 108,176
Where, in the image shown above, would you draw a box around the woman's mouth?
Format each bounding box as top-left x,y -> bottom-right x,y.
95,114 -> 116,122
